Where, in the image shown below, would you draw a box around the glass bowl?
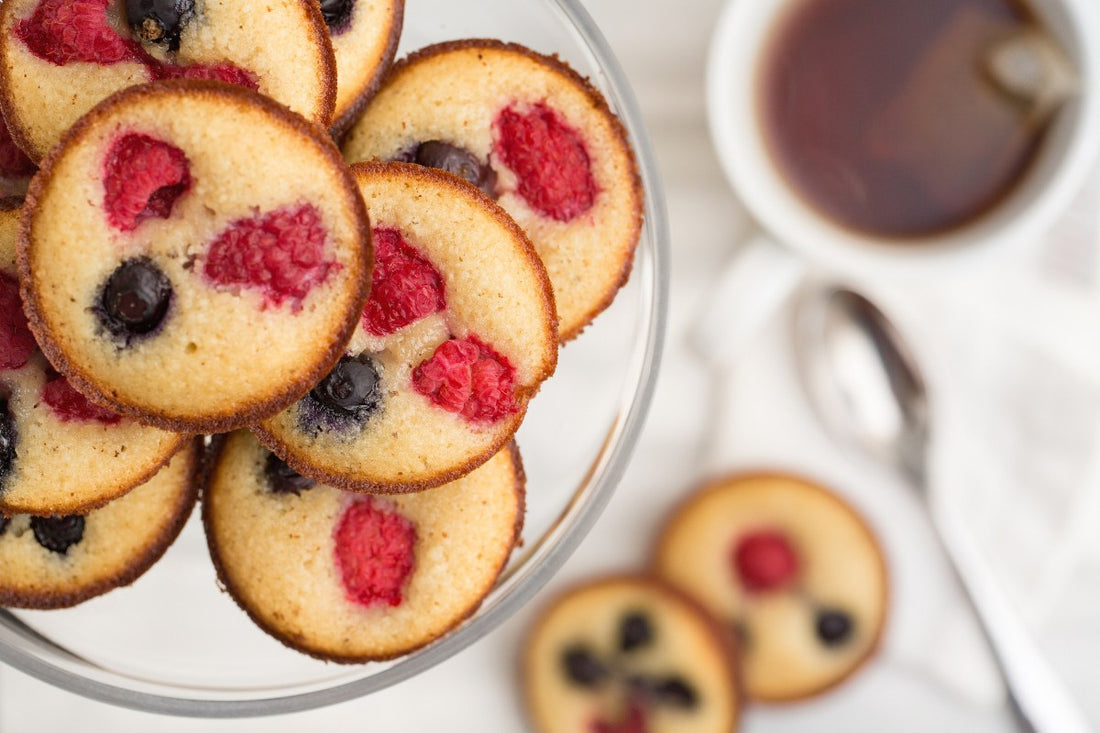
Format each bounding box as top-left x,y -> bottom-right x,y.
0,0 -> 669,717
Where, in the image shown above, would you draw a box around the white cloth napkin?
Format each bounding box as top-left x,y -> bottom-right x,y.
691,171 -> 1100,713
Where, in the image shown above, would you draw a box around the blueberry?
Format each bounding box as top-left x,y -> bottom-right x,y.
618,611 -> 654,653
414,141 -> 497,198
125,0 -> 195,51
0,399 -> 16,486
561,645 -> 609,688
0,515 -> 9,536
264,453 -> 315,496
652,677 -> 699,709
310,355 -> 381,420
99,258 -> 172,340
815,609 -> 854,646
626,675 -> 699,710
319,0 -> 355,34
31,515 -> 85,555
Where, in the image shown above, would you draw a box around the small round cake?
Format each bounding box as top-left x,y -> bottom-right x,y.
0,0 -> 336,162
653,472 -> 889,702
254,161 -> 555,493
20,80 -> 372,433
203,430 -> 525,662
0,201 -> 185,515
0,439 -> 199,609
342,40 -> 643,342
318,0 -> 404,133
524,576 -> 740,733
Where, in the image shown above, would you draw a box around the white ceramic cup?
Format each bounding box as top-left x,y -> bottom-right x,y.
707,0 -> 1100,278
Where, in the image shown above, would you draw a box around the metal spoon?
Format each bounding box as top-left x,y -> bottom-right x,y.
794,284 -> 1091,733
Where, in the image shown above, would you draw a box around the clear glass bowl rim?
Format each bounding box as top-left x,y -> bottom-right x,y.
0,0 -> 670,717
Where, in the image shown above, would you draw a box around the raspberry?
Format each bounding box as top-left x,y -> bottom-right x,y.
592,703 -> 648,733
0,118 -> 35,178
333,499 -> 416,608
16,0 -> 144,66
203,204 -> 337,309
0,273 -> 36,371
42,373 -> 121,424
362,228 -> 445,336
493,103 -> 596,222
732,530 -> 799,592
153,61 -> 259,89
412,336 -> 518,422
103,134 -> 191,232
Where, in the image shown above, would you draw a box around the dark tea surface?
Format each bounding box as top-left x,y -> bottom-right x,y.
760,0 -> 1047,238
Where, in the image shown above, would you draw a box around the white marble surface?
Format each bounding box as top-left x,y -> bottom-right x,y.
3,0 -> 1097,729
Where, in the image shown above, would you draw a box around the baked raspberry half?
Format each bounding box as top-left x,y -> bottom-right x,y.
493,103 -> 597,222
412,336 -> 519,423
203,203 -> 338,310
103,133 -> 191,232
16,0 -> 145,66
0,273 -> 36,371
333,498 -> 416,608
732,530 -> 799,592
362,227 -> 445,336
41,372 -> 121,425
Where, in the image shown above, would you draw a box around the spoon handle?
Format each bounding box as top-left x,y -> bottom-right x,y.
931,499 -> 1091,733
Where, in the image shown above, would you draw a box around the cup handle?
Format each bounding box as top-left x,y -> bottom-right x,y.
690,234 -> 806,469
689,233 -> 806,370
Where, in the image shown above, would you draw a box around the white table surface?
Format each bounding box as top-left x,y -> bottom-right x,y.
0,0 -> 1075,729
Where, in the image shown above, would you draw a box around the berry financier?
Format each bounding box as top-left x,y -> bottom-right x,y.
0,200 -> 185,516
20,80 -> 372,433
342,40 -> 642,342
255,161 -> 556,493
524,576 -> 741,733
204,431 -> 525,662
0,439 -> 199,609
654,472 -> 889,702
0,0 -> 337,161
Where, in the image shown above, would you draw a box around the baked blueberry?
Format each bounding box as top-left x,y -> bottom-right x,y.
628,675 -> 699,710
264,453 -> 315,495
98,258 -> 172,339
815,609 -> 854,647
0,515 -> 8,536
618,611 -> 654,652
562,645 -> 610,688
319,0 -> 354,33
413,141 -> 496,198
31,514 -> 85,554
309,354 -> 381,421
125,0 -> 195,50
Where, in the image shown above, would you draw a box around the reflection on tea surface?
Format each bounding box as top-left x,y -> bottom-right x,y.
760,0 -> 1056,239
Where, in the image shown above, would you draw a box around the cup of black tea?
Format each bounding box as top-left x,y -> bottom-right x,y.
708,0 -> 1100,275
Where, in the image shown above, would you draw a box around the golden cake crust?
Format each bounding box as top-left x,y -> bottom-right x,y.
342,39 -> 643,342
523,575 -> 741,733
0,438 -> 200,609
254,160 -> 556,493
653,471 -> 890,703
0,0 -> 337,162
203,431 -> 525,663
329,0 -> 404,135
19,80 -> 372,434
